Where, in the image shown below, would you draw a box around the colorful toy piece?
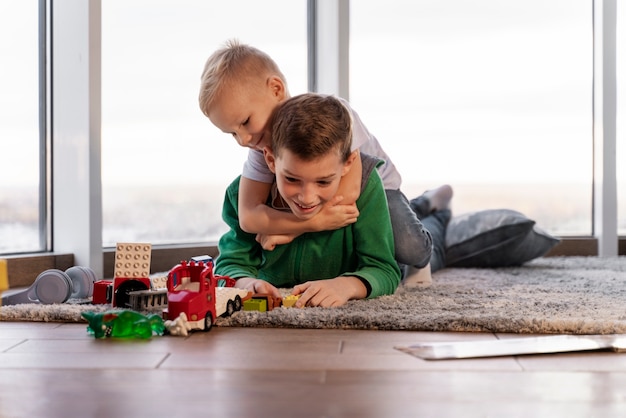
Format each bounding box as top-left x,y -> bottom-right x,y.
241,293 -> 302,311
0,259 -> 8,306
114,243 -> 152,278
82,309 -> 165,339
243,298 -> 268,312
111,242 -> 152,308
164,312 -> 192,337
163,258 -> 250,332
243,293 -> 284,311
282,294 -> 301,308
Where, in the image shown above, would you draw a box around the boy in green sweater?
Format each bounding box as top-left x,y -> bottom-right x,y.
215,93 -> 401,307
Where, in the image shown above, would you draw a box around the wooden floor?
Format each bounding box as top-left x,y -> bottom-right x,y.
2,322 -> 626,417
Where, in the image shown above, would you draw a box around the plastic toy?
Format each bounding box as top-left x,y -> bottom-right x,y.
127,288 -> 168,311
240,294 -> 302,311
243,298 -> 267,311
92,279 -> 113,304
92,243 -> 153,307
92,276 -> 166,308
162,258 -> 251,332
114,242 -> 152,278
82,309 -> 165,339
164,312 -> 192,337
0,259 -> 8,306
1,266 -> 96,306
282,294 -> 301,308
243,293 -> 283,311
111,243 -> 152,308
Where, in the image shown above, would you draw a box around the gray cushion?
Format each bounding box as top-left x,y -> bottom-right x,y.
445,209 -> 560,267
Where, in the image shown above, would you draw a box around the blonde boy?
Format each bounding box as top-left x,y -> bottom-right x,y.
199,40 -> 451,279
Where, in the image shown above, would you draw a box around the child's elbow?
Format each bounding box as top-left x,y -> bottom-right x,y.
238,217 -> 256,233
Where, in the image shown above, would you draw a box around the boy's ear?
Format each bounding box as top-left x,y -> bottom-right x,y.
264,147 -> 277,173
341,150 -> 359,177
267,76 -> 286,101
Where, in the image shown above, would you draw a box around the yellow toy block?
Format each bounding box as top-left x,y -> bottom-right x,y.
0,259 -> 8,304
244,298 -> 267,312
114,243 -> 152,278
282,294 -> 300,308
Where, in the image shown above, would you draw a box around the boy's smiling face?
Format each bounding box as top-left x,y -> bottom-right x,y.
265,148 -> 356,220
207,75 -> 286,151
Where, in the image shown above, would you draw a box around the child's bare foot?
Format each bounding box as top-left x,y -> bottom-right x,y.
423,184 -> 453,212
402,263 -> 432,288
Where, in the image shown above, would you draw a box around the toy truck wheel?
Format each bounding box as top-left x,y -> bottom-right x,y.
234,295 -> 242,311
225,299 -> 235,317
204,312 -> 214,332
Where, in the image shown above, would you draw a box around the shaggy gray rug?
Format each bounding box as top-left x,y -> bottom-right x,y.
2,256 -> 625,335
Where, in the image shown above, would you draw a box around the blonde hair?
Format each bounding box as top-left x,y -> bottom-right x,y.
271,93 -> 353,163
198,39 -> 287,117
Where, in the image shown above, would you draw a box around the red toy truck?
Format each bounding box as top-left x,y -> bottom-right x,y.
162,258 -> 250,331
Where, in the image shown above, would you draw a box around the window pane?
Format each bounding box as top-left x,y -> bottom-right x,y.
102,0 -> 307,247
618,2 -> 625,236
0,1 -> 44,254
350,0 -> 592,236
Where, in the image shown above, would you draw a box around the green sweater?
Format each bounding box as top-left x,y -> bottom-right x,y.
215,163 -> 401,299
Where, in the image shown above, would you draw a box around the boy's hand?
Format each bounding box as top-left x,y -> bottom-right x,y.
292,276 -> 367,308
311,196 -> 359,232
256,233 -> 298,251
235,277 -> 281,299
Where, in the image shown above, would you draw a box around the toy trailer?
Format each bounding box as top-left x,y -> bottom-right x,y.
128,288 -> 168,311
163,259 -> 250,332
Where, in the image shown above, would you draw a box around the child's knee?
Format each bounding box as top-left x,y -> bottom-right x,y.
394,234 -> 432,268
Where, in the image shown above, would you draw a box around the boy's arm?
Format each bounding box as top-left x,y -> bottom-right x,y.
215,178 -> 282,299
250,151 -> 364,250
238,175 -> 359,236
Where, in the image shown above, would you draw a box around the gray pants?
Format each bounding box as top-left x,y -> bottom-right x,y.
385,189 -> 450,274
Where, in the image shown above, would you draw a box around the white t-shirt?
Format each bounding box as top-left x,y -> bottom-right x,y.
241,97 -> 402,190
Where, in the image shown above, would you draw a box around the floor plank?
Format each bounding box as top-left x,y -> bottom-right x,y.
1,322 -> 626,417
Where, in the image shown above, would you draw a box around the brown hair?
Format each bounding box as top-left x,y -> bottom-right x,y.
198,39 -> 287,117
271,93 -> 353,162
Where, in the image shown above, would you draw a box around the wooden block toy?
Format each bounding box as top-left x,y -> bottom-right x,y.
114,243 -> 152,279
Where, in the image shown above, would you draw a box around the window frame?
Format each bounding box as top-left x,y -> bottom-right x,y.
2,0 -> 623,290
593,0 -> 619,255
50,0 -> 103,277
39,0 -> 51,253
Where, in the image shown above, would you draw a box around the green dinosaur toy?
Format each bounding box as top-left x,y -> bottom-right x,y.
82,309 -> 165,339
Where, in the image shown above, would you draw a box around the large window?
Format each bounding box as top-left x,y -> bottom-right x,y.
618,2 -> 625,235
0,1 -> 622,258
101,0 -> 307,247
0,1 -> 46,254
351,0 -> 593,236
